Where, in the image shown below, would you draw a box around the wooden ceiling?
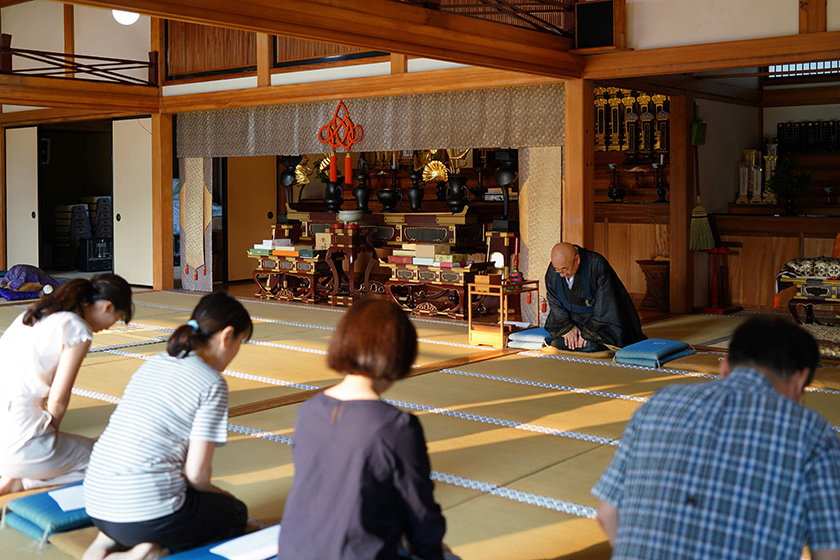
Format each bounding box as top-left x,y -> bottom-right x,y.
67,0 -> 582,79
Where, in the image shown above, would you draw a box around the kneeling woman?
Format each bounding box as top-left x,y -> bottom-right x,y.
277,298 -> 447,560
0,274 -> 133,496
83,292 -> 252,560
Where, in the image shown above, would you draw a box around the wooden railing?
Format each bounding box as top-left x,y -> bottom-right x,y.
0,33 -> 158,86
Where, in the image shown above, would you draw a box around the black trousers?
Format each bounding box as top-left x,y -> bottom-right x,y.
91,488 -> 247,553
549,334 -> 608,353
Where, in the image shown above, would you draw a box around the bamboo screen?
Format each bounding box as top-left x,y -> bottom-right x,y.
275,36 -> 371,66
167,21 -> 256,78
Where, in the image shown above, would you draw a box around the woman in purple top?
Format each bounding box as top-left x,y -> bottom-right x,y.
277,298 -> 447,560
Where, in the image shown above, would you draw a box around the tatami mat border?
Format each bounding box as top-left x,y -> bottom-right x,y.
70,386 -> 597,518
384,398 -> 619,446
90,348 -> 624,444
159,290 -> 470,327
440,368 -> 649,403
134,302 -> 475,348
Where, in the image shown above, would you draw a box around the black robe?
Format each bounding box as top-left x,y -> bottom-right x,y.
544,246 -> 645,349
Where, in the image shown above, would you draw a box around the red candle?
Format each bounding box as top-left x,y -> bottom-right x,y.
329,153 -> 337,183
345,153 -> 352,184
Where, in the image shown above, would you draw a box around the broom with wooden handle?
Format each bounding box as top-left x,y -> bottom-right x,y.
689,104 -> 715,251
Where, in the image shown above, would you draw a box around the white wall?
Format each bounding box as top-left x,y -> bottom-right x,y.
693,99 -> 760,306
75,6 -> 150,83
626,0 -> 797,50
764,104 -> 840,141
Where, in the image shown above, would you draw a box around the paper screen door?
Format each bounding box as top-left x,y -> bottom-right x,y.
5,127 -> 39,267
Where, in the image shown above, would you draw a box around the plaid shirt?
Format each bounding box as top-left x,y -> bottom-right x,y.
593,367 -> 840,559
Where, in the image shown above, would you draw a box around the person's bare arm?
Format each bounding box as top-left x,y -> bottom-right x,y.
597,499 -> 619,547
47,341 -> 91,431
184,439 -> 216,491
812,550 -> 840,560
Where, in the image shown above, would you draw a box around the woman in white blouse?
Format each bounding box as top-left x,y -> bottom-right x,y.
0,273 -> 133,496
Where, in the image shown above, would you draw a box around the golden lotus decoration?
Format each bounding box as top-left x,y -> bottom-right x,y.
446,148 -> 470,174
295,164 -> 311,185
422,160 -> 448,183
415,149 -> 438,171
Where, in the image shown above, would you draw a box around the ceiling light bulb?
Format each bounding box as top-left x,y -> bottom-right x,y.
112,10 -> 140,25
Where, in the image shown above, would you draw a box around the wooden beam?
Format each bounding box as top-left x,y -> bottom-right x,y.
584,30 -> 840,80
762,84 -> 840,107
63,4 -> 74,78
256,33 -> 272,87
0,107 -> 138,126
161,66 -> 559,113
562,78 -> 594,248
0,74 -> 159,111
0,0 -> 32,7
151,112 -> 174,290
390,53 -> 407,74
68,0 -> 582,78
668,93 -> 693,314
604,75 -> 762,107
800,0 -> 827,33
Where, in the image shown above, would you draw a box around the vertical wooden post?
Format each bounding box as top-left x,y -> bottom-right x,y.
390,53 -> 407,74
799,0 -> 827,33
257,33 -> 272,87
0,125 -> 6,271
562,78 -> 594,249
63,4 -> 74,78
0,34 -> 12,74
668,93 -> 693,314
152,113 -> 174,291
150,17 -> 166,86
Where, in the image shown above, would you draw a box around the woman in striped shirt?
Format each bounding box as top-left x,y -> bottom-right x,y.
83,291 -> 253,560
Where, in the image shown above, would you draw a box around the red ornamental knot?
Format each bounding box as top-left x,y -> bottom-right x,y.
318,100 -> 363,151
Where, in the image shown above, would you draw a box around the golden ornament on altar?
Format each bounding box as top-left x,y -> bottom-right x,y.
422,160 -> 448,183
446,148 -> 470,174
415,149 -> 438,171
295,164 -> 311,185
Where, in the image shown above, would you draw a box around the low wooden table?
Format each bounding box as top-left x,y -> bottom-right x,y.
249,252 -> 333,304
468,279 -> 540,348
779,276 -> 840,325
324,224 -> 380,307
380,261 -> 490,319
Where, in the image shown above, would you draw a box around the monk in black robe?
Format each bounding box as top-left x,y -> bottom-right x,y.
545,242 -> 645,352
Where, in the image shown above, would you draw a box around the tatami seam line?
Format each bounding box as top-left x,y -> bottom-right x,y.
70,386 -> 597,519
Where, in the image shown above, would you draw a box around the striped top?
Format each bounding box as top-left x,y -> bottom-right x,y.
84,353 -> 229,523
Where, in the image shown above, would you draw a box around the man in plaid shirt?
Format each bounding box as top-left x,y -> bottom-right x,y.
593,316 -> 840,559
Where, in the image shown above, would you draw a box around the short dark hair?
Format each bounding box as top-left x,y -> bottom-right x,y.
167,291 -> 253,358
728,316 -> 819,384
327,297 -> 417,382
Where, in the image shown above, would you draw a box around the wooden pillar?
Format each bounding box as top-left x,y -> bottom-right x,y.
257,33 -> 272,87
150,17 -> 166,85
152,113 -> 174,290
0,126 -> 6,270
562,78 -> 594,248
390,53 -> 407,74
63,4 -> 74,78
800,0 -> 827,33
668,93 -> 693,314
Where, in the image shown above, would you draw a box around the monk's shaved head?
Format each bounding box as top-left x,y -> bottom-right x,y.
551,243 -> 581,278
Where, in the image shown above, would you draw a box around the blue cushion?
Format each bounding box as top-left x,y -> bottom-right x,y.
508,327 -> 552,344
5,482 -> 91,543
166,525 -> 280,560
3,511 -> 46,542
615,339 -> 694,368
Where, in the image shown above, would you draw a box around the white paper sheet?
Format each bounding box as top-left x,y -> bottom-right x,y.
47,485 -> 86,512
209,525 -> 280,560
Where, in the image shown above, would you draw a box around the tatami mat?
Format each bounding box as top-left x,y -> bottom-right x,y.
3,292 -> 839,560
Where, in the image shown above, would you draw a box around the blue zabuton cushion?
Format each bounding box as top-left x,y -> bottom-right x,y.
508,328 -> 552,344
4,481 -> 91,543
615,338 -> 694,368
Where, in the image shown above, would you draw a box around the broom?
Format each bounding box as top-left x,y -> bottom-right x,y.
689,103 -> 715,251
